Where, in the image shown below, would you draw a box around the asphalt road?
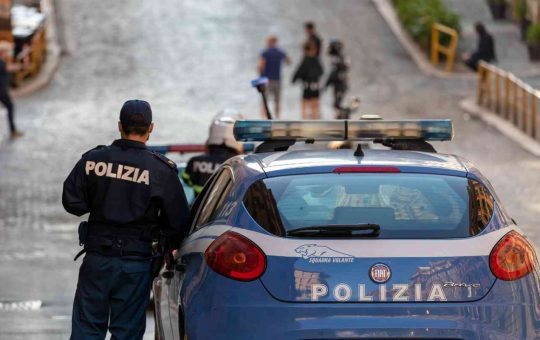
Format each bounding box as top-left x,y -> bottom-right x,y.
0,0 -> 539,338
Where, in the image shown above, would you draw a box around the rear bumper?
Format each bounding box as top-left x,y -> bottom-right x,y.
189,303 -> 537,340
184,276 -> 540,340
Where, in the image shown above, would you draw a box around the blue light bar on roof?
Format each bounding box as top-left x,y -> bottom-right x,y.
233,120 -> 346,141
348,119 -> 453,141
233,119 -> 453,142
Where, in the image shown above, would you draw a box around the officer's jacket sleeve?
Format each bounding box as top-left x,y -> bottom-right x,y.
160,169 -> 191,246
181,159 -> 194,187
62,156 -> 89,216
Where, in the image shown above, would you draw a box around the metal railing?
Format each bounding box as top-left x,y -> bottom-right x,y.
431,23 -> 459,72
477,61 -> 540,141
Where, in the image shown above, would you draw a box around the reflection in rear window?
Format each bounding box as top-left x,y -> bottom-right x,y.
243,173 -> 494,239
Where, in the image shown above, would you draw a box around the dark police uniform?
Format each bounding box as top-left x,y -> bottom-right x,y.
62,100 -> 190,340
182,145 -> 237,195
325,54 -> 349,111
325,41 -> 349,113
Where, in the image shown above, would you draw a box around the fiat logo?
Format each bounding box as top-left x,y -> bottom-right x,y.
370,263 -> 391,283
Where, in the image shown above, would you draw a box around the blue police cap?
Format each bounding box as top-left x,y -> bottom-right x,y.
120,100 -> 152,127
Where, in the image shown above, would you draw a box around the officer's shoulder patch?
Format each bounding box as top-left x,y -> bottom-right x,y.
82,145 -> 106,157
152,151 -> 178,172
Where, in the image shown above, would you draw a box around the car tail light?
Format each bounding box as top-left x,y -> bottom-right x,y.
489,231 -> 537,281
204,231 -> 266,281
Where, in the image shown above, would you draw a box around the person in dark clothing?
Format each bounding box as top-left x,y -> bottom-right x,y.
324,39 -> 350,118
258,36 -> 290,118
305,21 -> 322,58
62,99 -> 190,340
292,43 -> 324,119
0,45 -> 22,138
182,109 -> 243,195
463,22 -> 496,71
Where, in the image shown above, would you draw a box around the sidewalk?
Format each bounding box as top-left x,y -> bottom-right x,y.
444,0 -> 540,156
0,0 -> 61,147
444,0 -> 540,83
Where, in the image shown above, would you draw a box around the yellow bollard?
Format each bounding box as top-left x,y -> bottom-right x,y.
522,87 -> 528,132
431,26 -> 439,66
495,72 -> 501,114
477,65 -> 485,105
513,78 -> 519,125
530,92 -> 537,138
431,23 -> 459,73
485,71 -> 492,107
504,76 -> 511,119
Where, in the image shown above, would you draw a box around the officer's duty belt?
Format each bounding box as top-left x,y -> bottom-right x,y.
87,223 -> 156,241
74,223 -> 157,260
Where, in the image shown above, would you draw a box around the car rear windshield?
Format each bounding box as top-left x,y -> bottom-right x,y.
243,173 -> 494,239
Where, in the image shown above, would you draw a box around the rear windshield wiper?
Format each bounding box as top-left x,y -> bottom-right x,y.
286,224 -> 380,238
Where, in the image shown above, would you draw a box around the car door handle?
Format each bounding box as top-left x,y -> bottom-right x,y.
175,258 -> 187,273
162,261 -> 176,279
162,269 -> 174,279
162,255 -> 187,278
161,254 -> 176,279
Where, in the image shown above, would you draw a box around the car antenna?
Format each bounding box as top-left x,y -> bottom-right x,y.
251,77 -> 273,120
354,144 -> 364,157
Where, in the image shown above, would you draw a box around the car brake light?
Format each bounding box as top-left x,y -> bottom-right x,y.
204,231 -> 266,281
489,231 -> 536,281
333,166 -> 401,173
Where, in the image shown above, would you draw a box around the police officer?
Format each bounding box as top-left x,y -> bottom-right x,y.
182,109 -> 243,195
324,40 -> 350,118
62,100 -> 190,339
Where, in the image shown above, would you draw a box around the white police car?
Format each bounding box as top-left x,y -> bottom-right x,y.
153,120 -> 540,340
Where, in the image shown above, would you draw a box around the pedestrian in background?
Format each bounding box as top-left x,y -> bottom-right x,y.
0,42 -> 22,138
258,35 -> 290,118
463,22 -> 496,71
62,100 -> 190,339
304,21 -> 322,58
183,109 -> 243,196
324,39 -> 349,118
292,43 -> 324,119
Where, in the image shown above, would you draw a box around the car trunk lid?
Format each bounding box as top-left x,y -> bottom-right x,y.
234,228 -> 510,303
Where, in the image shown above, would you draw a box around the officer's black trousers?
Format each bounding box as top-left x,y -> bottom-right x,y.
70,252 -> 152,340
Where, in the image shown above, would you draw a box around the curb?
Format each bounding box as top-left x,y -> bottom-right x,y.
10,0 -> 61,99
460,97 -> 540,157
372,0 -> 475,80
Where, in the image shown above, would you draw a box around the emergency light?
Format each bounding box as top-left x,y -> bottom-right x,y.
233,120 -> 346,141
233,119 -> 453,142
